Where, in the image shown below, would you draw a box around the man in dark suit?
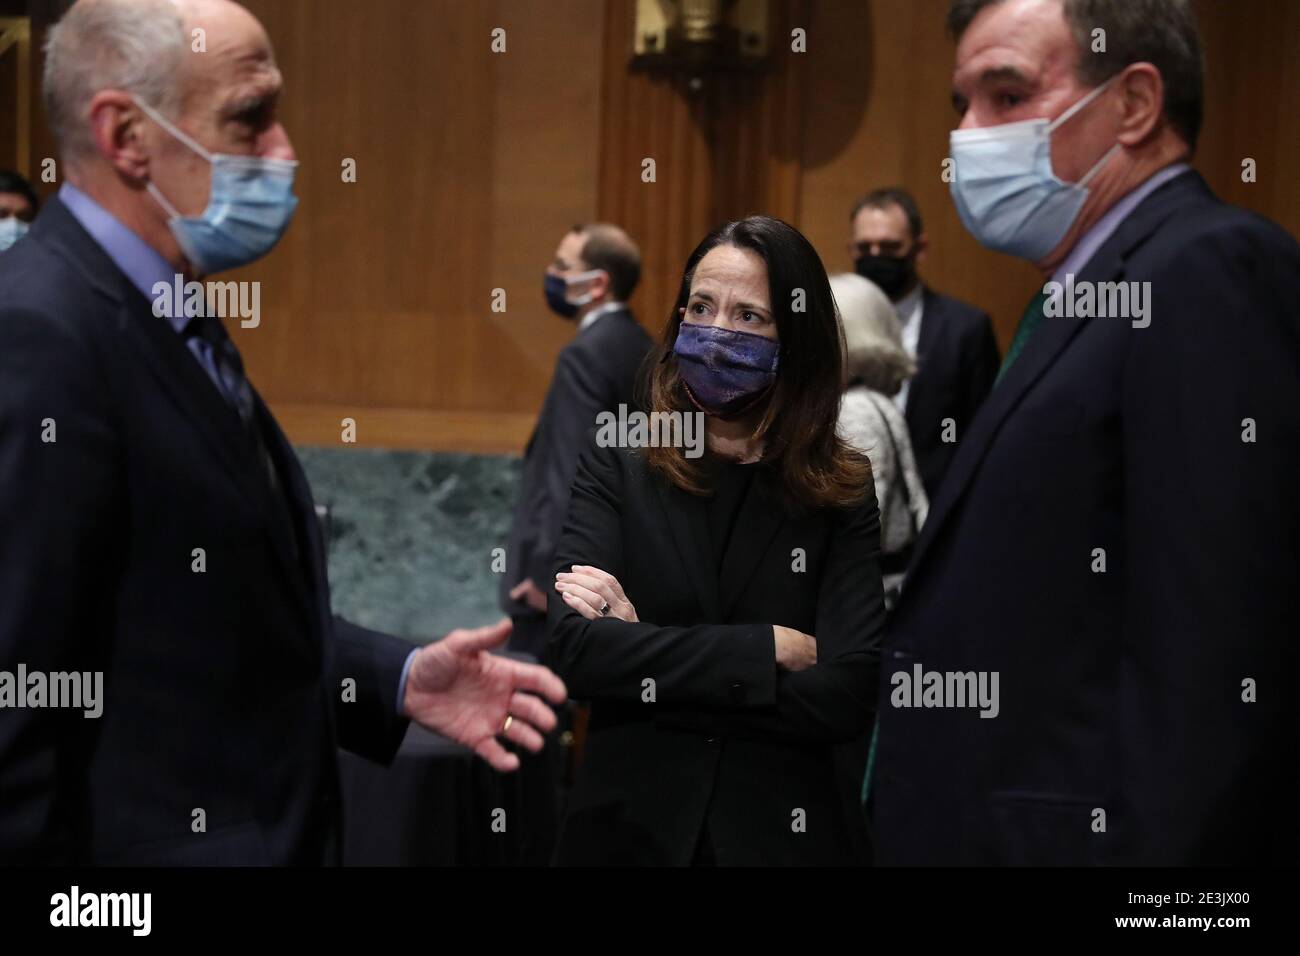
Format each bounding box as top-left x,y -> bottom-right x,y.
500,224 -> 653,659
0,0 -> 564,864
872,0 -> 1299,864
849,187 -> 1000,499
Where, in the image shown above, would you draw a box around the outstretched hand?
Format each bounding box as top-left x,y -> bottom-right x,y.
401,617 -> 568,771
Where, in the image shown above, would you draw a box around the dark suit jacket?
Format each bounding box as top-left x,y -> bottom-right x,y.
547,435 -> 886,865
500,308 -> 652,656
872,171 -> 1300,865
905,287 -> 1000,498
0,197 -> 411,864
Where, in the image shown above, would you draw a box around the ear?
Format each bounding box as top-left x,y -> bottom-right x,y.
87,90 -> 153,182
913,231 -> 930,266
1114,62 -> 1165,147
592,269 -> 612,301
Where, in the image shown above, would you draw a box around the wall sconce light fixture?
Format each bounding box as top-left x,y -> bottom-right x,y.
632,0 -> 770,88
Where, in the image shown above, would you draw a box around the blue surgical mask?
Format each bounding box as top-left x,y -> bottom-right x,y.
543,268 -> 604,319
135,96 -> 298,275
949,77 -> 1121,261
0,216 -> 29,253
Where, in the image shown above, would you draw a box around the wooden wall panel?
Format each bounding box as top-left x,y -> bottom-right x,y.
231,0 -> 607,450
10,0 -> 1298,451
16,0 -> 69,199
595,0 -> 810,342
595,0 -> 716,339
1194,0 -> 1300,235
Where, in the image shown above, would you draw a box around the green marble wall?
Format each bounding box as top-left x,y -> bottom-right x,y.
295,447 -> 522,644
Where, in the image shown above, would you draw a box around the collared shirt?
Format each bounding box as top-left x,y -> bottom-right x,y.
59,182 -> 230,397
60,182 -> 176,308
578,299 -> 626,333
1051,162 -> 1193,285
893,282 -> 924,413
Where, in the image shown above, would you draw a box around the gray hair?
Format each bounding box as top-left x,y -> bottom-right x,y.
947,0 -> 1204,150
829,272 -> 916,397
44,0 -> 189,162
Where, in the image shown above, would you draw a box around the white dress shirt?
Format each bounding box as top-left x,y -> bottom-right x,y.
893,282 -> 924,413
578,300 -> 626,333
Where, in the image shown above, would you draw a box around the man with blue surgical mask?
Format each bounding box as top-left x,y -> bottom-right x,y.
0,0 -> 565,865
0,169 -> 39,253
870,0 -> 1300,866
501,224 -> 652,659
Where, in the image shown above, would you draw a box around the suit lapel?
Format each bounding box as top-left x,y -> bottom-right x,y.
38,197 -> 320,651
123,301 -> 320,651
121,291 -> 257,487
257,395 -> 330,648
899,173 -> 1205,594
653,478 -> 724,622
40,197 -> 269,517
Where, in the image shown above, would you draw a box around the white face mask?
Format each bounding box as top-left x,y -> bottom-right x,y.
565,268 -> 605,308
948,76 -> 1121,261
0,216 -> 29,253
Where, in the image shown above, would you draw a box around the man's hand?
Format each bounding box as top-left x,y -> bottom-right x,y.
509,578 -> 549,614
402,617 -> 568,771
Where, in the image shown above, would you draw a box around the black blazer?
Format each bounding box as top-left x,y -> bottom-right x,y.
547,435 -> 886,865
0,197 -> 411,864
872,171 -> 1300,865
500,308 -> 652,654
904,288 -> 1000,498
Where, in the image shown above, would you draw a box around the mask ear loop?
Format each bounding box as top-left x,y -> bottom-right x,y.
1046,74 -> 1122,187
1079,142 -> 1123,187
132,95 -> 214,222
132,95 -> 214,162
566,268 -> 606,303
1046,73 -> 1118,134
144,181 -> 183,221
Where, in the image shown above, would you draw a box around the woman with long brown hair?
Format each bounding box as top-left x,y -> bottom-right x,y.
547,215 -> 886,865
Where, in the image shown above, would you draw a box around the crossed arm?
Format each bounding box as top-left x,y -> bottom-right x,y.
546,439 -> 886,744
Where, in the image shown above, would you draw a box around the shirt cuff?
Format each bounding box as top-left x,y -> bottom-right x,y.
396,647 -> 419,716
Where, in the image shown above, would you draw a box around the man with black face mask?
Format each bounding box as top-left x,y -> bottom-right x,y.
849,187 -> 1000,499
500,223 -> 652,660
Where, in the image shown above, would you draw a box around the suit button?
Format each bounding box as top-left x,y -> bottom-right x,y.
729,681 -> 745,703
705,736 -> 715,744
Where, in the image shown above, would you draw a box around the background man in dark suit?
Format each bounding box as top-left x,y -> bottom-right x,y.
500,223 -> 652,659
849,187 -> 1000,499
872,0 -> 1299,864
0,0 -> 564,864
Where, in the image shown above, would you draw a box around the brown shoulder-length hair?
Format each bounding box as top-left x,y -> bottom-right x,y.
640,215 -> 872,511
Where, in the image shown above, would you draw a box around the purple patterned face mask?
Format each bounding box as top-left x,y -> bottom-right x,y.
673,321 -> 780,418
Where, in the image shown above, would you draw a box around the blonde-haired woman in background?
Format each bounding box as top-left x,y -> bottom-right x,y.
830,272 -> 928,604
